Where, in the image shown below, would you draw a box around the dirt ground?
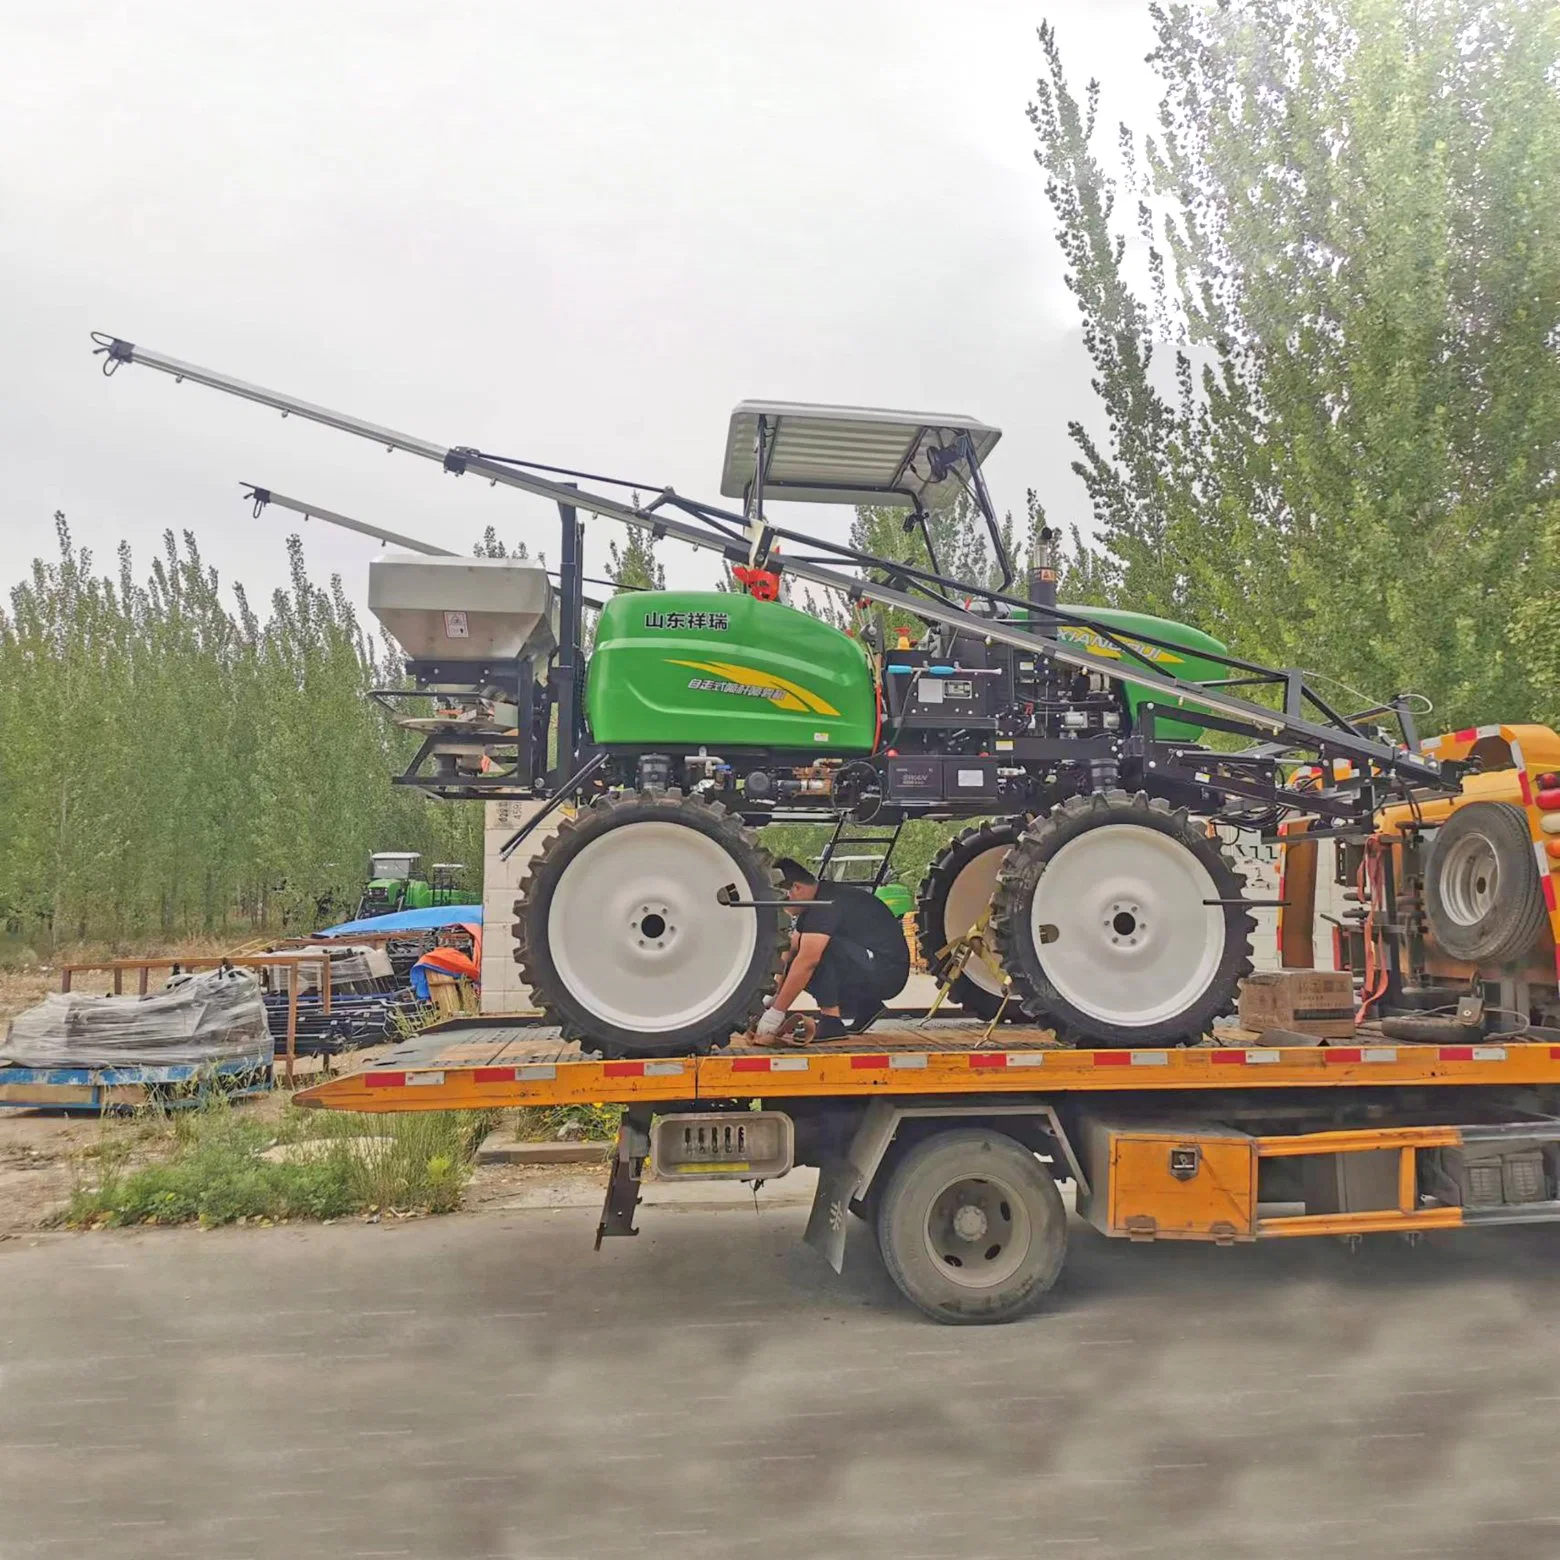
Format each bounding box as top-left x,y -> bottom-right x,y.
0,963 -> 59,1029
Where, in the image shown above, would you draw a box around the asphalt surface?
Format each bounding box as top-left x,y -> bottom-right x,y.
5,1197 -> 1560,1560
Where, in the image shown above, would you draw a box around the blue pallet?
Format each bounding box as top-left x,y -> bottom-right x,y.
0,1054 -> 272,1113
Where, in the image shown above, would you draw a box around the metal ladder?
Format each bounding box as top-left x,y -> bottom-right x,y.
814,816 -> 904,889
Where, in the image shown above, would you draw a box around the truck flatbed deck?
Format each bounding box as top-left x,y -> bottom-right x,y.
295,1020 -> 1560,1111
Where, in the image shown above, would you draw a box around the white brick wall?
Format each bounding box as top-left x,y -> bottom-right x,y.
480,799 -> 560,1015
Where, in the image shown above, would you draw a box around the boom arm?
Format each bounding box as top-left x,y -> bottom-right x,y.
242,485 -> 456,556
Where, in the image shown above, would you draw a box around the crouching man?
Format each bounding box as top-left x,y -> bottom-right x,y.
753,859 -> 911,1043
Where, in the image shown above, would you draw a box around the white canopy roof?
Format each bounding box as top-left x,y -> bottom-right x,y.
720,400 -> 1002,508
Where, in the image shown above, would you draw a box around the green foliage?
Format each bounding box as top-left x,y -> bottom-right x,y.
1031,0 -> 1560,729
471,525 -> 538,563
513,1102 -> 624,1141
606,527 -> 667,593
64,1098 -> 491,1228
0,517 -> 484,946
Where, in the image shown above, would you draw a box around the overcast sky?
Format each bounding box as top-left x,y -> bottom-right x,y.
1,0 -> 1159,620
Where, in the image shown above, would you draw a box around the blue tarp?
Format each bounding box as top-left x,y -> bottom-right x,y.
317,905 -> 484,938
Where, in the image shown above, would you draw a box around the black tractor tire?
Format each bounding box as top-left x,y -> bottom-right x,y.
1424,802 -> 1548,967
875,1129 -> 1067,1325
915,818 -> 1026,1022
990,790 -> 1255,1047
514,789 -> 786,1058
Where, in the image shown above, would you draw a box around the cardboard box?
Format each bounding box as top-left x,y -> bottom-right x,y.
1238,970 -> 1356,1039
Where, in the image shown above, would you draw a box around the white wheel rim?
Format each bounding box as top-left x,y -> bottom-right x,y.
1031,823 -> 1225,1029
1437,832 -> 1499,927
547,820 -> 758,1033
941,845 -> 1010,996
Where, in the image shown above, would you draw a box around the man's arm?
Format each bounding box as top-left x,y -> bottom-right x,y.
772,930 -> 830,1013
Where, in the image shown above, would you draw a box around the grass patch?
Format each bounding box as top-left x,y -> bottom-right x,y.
64,1097 -> 499,1229
513,1103 -> 623,1142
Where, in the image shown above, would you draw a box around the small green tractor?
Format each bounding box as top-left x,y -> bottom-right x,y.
95,338 -> 1452,1057
355,854 -> 466,920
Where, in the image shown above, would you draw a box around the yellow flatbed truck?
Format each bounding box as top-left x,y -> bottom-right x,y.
299,1018 -> 1560,1324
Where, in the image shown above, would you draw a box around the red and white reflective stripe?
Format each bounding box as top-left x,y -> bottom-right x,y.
850,1054 -> 890,1070
475,1063 -> 559,1083
1211,1048 -> 1282,1065
890,1054 -> 927,1070
961,1051 -> 1054,1069
1088,1050 -> 1169,1067
1519,769 -> 1534,806
364,1069 -> 445,1088
1437,1046 -> 1507,1063
1477,725 -> 1502,740
1510,740 -> 1525,771
731,1054 -> 811,1073
1324,1047 -> 1397,1064
603,1059 -> 685,1078
1536,845 -> 1558,911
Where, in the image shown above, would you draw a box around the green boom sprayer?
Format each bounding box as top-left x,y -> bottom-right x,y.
92,338 -> 1453,1056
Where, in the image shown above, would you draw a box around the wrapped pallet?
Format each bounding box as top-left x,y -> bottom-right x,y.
0,968 -> 272,1069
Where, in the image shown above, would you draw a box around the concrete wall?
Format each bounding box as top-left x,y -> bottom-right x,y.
479,800 -> 560,1016
1227,830 -> 1347,973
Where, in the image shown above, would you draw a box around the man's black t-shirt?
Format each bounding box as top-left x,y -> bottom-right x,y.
801,885 -> 911,982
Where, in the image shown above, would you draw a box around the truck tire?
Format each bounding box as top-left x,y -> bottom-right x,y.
915,819 -> 1025,1021
1425,802 -> 1548,966
990,790 -> 1254,1046
875,1129 -> 1066,1324
514,790 -> 786,1058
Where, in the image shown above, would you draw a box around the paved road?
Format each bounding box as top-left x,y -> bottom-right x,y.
4,1198 -> 1560,1560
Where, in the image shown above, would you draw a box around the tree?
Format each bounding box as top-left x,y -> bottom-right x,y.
605,531 -> 666,593
1030,0 -> 1560,728
0,519 -> 483,948
471,526 -> 534,561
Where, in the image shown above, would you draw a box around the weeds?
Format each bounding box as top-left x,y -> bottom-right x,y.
513,1103 -> 623,1142
64,1096 -> 497,1229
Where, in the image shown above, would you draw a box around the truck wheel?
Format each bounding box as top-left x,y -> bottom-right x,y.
875,1129 -> 1066,1324
990,790 -> 1254,1046
1425,801 -> 1548,966
514,790 -> 786,1057
915,819 -> 1024,1021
